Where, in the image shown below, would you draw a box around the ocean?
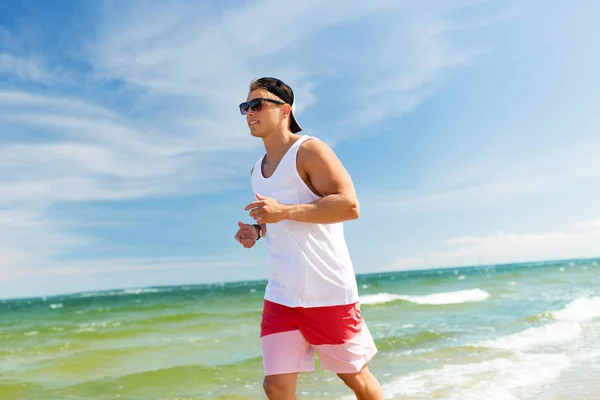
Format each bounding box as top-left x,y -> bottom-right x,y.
1,258 -> 599,400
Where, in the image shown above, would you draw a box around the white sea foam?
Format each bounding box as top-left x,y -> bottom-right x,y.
377,353 -> 570,400
552,296 -> 600,322
359,289 -> 490,306
575,347 -> 600,363
78,287 -> 164,297
479,322 -> 581,351
359,293 -> 402,305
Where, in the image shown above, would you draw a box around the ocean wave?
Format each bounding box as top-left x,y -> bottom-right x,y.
551,296 -> 600,322
479,321 -> 581,351
30,355 -> 265,390
77,288 -> 166,298
360,288 -> 490,306
375,330 -> 449,351
373,353 -> 570,400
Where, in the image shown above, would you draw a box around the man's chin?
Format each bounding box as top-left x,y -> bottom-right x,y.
249,129 -> 265,138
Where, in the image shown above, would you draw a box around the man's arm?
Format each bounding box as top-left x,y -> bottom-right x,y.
249,166 -> 268,237
255,223 -> 267,237
285,139 -> 359,224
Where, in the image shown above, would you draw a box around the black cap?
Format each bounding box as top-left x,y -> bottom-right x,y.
251,77 -> 302,133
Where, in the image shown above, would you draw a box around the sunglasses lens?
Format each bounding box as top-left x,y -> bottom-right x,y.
239,98 -> 265,115
249,98 -> 263,112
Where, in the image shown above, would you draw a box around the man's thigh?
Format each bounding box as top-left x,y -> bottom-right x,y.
261,330 -> 315,375
313,323 -> 378,374
260,300 -> 315,375
296,303 -> 378,374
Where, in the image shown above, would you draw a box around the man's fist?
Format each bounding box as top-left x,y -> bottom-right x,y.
234,221 -> 258,248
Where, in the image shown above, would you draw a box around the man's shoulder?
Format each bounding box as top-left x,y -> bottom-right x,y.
298,136 -> 333,158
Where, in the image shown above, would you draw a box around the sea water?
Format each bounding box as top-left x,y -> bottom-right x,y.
1,259 -> 599,399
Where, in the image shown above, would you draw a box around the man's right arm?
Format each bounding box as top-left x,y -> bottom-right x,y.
256,223 -> 266,238
250,166 -> 267,238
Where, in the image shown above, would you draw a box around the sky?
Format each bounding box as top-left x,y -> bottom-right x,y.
1,0 -> 599,299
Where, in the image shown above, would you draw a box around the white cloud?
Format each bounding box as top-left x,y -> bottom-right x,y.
91,0 -> 406,93
355,15 -> 474,111
90,0 -> 484,140
0,90 -> 245,206
0,255 -> 265,299
11,258 -> 252,277
0,0 -> 497,297
394,257 -> 427,269
575,219 -> 600,230
396,219 -> 600,268
0,209 -> 94,272
0,90 -> 116,118
369,131 -> 600,214
0,88 -> 245,283
0,53 -> 53,83
0,206 -> 263,299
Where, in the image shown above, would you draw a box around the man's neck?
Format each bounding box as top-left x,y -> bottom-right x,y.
262,130 -> 297,161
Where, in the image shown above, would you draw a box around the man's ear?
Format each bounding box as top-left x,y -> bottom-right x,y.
283,103 -> 291,118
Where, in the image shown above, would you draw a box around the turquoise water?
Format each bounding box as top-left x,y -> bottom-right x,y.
1,258 -> 599,399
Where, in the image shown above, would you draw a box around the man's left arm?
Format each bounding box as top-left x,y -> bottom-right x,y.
246,140 -> 360,225
285,140 -> 359,224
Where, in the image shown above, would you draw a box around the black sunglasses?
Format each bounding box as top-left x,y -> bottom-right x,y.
239,98 -> 285,115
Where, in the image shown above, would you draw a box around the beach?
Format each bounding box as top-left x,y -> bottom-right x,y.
1,258 -> 599,399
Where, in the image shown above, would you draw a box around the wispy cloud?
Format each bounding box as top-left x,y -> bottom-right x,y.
394,257 -> 427,269
367,131 -> 600,214
11,258 -> 256,278
0,253 -> 265,299
91,0 -> 407,92
395,219 -> 600,268
0,53 -> 53,84
0,0 -> 500,296
0,209 -> 94,274
89,0 -> 486,141
0,90 -> 116,117
344,10 -> 477,125
0,92 -> 234,206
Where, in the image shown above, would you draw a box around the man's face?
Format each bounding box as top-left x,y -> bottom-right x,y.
244,89 -> 286,137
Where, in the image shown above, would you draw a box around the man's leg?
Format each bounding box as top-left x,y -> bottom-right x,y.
263,373 -> 299,400
337,364 -> 384,400
260,301 -> 315,399
303,304 -> 383,400
261,331 -> 314,399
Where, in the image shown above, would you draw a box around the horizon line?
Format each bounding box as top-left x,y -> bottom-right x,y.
2,255 -> 598,302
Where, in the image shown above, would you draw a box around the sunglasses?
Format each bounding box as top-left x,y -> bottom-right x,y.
239,98 -> 285,115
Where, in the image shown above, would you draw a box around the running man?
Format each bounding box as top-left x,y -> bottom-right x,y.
234,77 -> 384,400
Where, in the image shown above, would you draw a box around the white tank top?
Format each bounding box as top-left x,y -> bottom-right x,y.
251,135 -> 359,308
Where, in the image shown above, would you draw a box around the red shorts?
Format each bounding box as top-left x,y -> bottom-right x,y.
259,300 -> 377,375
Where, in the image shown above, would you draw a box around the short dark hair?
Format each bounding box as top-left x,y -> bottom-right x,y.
249,77 -> 294,105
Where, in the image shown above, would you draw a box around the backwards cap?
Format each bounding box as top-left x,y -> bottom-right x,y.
251,77 -> 302,133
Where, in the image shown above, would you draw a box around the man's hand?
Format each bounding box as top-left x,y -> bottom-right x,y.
245,193 -> 289,224
234,221 -> 258,248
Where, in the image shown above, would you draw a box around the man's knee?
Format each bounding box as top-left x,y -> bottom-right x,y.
263,374 -> 297,400
337,368 -> 367,393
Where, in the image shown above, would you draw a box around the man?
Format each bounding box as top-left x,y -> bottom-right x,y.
234,77 -> 384,400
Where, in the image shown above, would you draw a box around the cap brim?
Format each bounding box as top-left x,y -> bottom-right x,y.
290,111 -> 302,133
289,101 -> 302,133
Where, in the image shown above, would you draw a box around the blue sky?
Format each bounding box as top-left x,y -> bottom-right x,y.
1,0 -> 599,299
